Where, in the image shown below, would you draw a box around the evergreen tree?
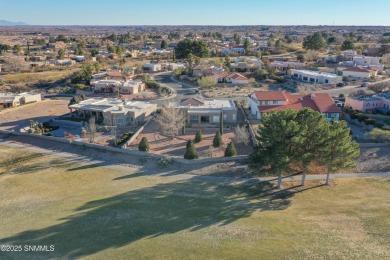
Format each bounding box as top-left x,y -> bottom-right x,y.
243,38 -> 250,53
220,111 -> 224,135
184,140 -> 198,159
249,109 -> 301,189
195,129 -> 202,143
224,142 -> 237,157
341,39 -> 355,50
138,137 -> 150,152
303,32 -> 327,50
293,108 -> 331,186
161,40 -> 168,49
174,39 -> 210,59
319,120 -> 360,185
213,131 -> 223,147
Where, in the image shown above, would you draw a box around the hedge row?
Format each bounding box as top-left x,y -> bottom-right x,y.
116,131 -> 135,146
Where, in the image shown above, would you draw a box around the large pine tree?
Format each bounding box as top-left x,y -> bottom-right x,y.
319,120 -> 360,185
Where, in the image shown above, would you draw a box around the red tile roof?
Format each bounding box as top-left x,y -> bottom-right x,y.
343,67 -> 373,72
256,91 -> 341,114
226,72 -> 248,81
255,91 -> 288,101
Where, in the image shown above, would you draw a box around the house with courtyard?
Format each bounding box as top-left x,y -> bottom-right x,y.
270,61 -> 306,71
214,72 -> 249,84
229,57 -> 262,73
248,91 -> 342,121
92,79 -> 145,94
290,70 -> 342,84
175,98 -> 237,127
0,93 -> 41,109
69,98 -> 156,126
92,70 -> 133,81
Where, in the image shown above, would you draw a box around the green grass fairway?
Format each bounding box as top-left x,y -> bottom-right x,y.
0,146 -> 389,259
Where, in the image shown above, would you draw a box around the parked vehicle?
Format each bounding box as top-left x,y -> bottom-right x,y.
361,82 -> 371,87
337,82 -> 345,87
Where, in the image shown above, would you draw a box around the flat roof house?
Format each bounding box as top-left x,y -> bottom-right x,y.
175,98 -> 237,127
291,70 -> 342,84
248,91 -> 342,121
0,92 -> 41,109
92,79 -> 145,94
345,92 -> 390,113
69,98 -> 156,126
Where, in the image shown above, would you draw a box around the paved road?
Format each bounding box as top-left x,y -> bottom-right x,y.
149,72 -> 201,106
0,134 -> 388,185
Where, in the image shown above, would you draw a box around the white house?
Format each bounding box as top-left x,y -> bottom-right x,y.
0,92 -> 41,109
143,63 -> 162,72
214,72 -> 249,85
353,56 -> 381,66
342,67 -> 377,79
291,70 -> 342,84
69,98 -> 156,126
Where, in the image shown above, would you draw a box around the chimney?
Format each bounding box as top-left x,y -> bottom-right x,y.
311,93 -> 315,100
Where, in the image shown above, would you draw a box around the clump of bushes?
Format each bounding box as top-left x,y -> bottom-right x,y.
194,129 -> 202,143
184,140 -> 198,159
366,128 -> 390,142
158,157 -> 173,167
138,137 -> 150,151
116,131 -> 135,146
224,142 -> 237,157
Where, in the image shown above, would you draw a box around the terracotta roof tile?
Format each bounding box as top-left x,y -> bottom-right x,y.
256,91 -> 341,114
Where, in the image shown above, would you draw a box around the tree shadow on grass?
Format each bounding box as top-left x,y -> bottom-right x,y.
0,179 -> 294,259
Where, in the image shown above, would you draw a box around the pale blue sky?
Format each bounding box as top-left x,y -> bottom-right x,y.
1,0 -> 390,26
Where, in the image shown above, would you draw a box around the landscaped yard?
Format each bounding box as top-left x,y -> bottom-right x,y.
127,119 -> 253,157
0,145 -> 389,259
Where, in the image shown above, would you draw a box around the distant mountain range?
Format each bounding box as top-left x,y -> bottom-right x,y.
0,20 -> 28,26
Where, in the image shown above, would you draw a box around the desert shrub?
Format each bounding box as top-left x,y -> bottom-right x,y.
116,132 -> 135,145
138,137 -> 150,152
224,142 -> 237,157
184,140 -> 198,159
366,128 -> 390,142
195,129 -> 202,143
157,157 -> 173,167
213,131 -> 223,147
364,118 -> 376,125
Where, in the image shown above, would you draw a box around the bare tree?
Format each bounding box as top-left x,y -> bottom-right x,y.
234,125 -> 250,145
4,57 -> 28,73
368,82 -> 390,94
156,107 -> 185,139
86,117 -> 97,143
303,50 -> 320,62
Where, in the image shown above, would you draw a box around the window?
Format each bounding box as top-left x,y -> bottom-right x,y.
117,117 -> 124,125
273,101 -> 278,104
223,113 -> 227,120
191,115 -> 199,120
325,79 -> 329,83
303,76 -> 308,81
233,114 -> 236,121
213,116 -> 219,123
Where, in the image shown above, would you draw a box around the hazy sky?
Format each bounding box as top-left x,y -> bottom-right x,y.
1,0 -> 390,26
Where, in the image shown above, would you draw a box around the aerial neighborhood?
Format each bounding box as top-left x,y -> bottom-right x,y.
0,5 -> 389,257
